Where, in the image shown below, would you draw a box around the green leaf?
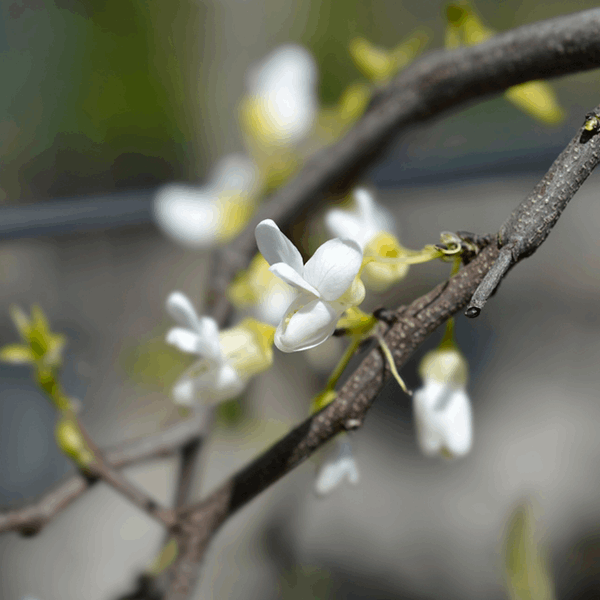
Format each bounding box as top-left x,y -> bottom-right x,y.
0,344 -> 35,365
504,82 -> 565,125
503,499 -> 556,600
9,305 -> 31,342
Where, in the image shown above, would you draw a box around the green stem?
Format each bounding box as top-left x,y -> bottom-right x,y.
324,334 -> 364,393
439,256 -> 462,349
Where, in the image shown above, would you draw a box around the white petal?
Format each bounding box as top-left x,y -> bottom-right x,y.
325,207 -> 367,248
269,262 -> 320,296
171,358 -> 243,406
275,296 -> 339,352
210,153 -> 258,195
166,327 -> 203,354
247,45 -> 317,142
440,388 -> 473,457
166,291 -> 201,330
255,284 -> 298,327
152,184 -> 219,248
315,438 -> 359,496
353,188 -> 395,237
210,362 -> 246,403
413,379 -> 473,458
194,317 -> 222,362
172,375 -> 196,406
303,238 -> 362,301
166,293 -> 222,360
325,188 -> 396,250
255,219 -> 304,272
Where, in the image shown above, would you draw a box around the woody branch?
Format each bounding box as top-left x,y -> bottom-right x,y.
162,107 -> 600,599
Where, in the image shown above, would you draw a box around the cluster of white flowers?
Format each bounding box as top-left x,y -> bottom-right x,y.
165,291 -> 274,406
157,44 -> 473,498
153,44 -> 318,250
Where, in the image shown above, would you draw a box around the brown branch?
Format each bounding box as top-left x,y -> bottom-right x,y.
0,410 -> 207,535
161,101 -> 600,599
207,7 -> 600,326
76,416 -> 176,529
168,5 -> 600,537
7,8 -> 600,596
161,242 -> 500,599
466,103 -> 600,316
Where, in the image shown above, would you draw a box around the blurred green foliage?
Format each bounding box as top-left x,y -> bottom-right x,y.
0,0 -> 201,200
1,0 -> 600,202
503,498 -> 556,600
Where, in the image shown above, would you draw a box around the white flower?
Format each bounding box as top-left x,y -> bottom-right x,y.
314,436 -> 359,496
227,254 -> 297,328
244,44 -> 318,145
325,188 -> 408,291
165,291 -> 273,405
413,347 -> 472,458
326,188 -> 394,248
255,219 -> 365,353
153,154 -> 258,249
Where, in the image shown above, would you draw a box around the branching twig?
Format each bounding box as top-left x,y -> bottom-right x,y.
75,416 -> 176,529
207,8 -> 600,326
466,104 -> 600,316
6,9 -> 600,599
161,242 -> 500,599
170,7 -> 600,538
161,102 -> 600,600
0,410 -> 207,535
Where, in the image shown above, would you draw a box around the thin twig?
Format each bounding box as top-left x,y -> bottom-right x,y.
76,416 -> 176,529
207,8 -> 600,326
161,242 -> 500,599
162,94 -> 600,599
466,103 -> 600,316
0,410 -> 207,535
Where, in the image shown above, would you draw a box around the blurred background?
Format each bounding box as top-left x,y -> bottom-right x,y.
2,0 -> 600,598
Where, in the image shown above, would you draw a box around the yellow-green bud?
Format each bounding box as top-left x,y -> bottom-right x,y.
55,417 -> 93,468
220,318 -> 275,380
419,347 -> 468,387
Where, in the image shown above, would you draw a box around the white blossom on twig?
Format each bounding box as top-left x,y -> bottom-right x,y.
255,219 -> 364,352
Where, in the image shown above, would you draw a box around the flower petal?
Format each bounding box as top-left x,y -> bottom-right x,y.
166,327 -> 203,354
210,363 -> 246,403
255,219 -> 304,272
302,238 -> 362,301
440,388 -> 472,457
413,379 -> 473,458
166,293 -> 222,360
354,188 -> 395,237
325,207 -> 367,247
166,291 -> 201,330
195,318 -> 222,362
210,153 -> 258,195
275,296 -> 339,352
172,361 -> 245,406
315,437 -> 359,496
247,45 -> 317,143
325,188 -> 395,250
256,283 -> 297,327
172,376 -> 196,406
269,262 -> 320,296
153,184 -> 219,248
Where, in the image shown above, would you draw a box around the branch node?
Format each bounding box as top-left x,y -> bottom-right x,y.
344,418 -> 362,431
